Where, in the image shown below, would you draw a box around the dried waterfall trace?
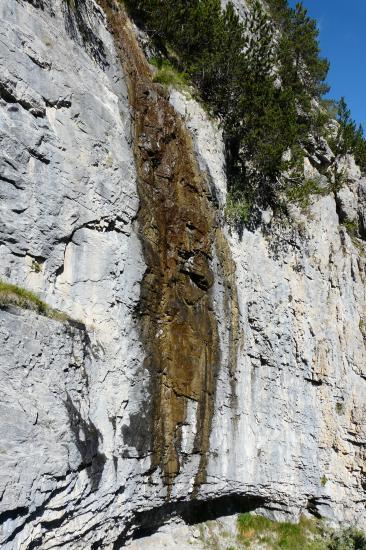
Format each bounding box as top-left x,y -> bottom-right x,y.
97,0 -> 239,493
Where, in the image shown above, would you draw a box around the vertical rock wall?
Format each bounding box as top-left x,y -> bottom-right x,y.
0,0 -> 238,546
0,0 -> 146,546
0,0 -> 365,548
171,91 -> 366,528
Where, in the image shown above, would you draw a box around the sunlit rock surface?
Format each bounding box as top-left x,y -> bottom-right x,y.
0,0 -> 365,548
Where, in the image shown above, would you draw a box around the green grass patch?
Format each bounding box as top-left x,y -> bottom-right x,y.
342,218 -> 359,238
286,178 -> 329,208
0,280 -> 69,322
238,514 -> 328,549
150,57 -> 190,89
237,513 -> 366,549
225,190 -> 253,225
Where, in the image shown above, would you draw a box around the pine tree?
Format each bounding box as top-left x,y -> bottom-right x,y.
354,126 -> 366,174
124,0 -> 336,216
290,3 -> 329,96
329,97 -> 366,174
334,97 -> 358,154
267,0 -> 329,98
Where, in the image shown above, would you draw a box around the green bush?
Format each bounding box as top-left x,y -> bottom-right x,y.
225,190 -> 253,225
150,57 -> 189,89
329,97 -> 366,175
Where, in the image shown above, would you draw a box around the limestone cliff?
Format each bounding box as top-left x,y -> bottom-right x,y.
0,0 -> 365,548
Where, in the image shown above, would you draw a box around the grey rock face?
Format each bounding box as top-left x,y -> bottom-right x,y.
0,309 -> 94,547
0,0 -> 147,547
171,91 -> 366,528
0,0 -> 365,548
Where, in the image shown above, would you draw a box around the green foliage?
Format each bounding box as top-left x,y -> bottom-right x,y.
150,57 -> 189,89
238,513 -> 328,549
124,0 -> 330,221
286,178 -> 327,208
0,280 -> 69,322
329,97 -> 366,174
328,164 -> 347,194
270,1 -> 330,97
31,259 -> 42,273
342,218 -> 359,237
331,98 -> 359,155
321,99 -> 339,119
237,514 -> 366,550
225,189 -> 253,225
321,475 -> 328,487
354,132 -> 366,174
239,512 -> 274,532
328,528 -> 366,550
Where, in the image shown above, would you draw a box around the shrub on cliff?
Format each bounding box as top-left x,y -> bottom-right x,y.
329,97 -> 366,174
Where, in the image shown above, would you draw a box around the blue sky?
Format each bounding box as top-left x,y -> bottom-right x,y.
289,0 -> 366,130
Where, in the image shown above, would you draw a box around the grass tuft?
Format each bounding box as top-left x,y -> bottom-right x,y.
0,280 -> 70,322
150,57 -> 190,89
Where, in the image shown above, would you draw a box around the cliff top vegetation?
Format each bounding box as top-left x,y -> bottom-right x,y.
124,0 -> 366,225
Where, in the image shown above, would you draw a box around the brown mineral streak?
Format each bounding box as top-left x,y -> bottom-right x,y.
97,0 -> 239,493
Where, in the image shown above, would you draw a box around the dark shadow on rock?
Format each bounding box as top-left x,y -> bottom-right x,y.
63,0 -> 108,69
112,493 -> 267,549
64,393 -> 106,492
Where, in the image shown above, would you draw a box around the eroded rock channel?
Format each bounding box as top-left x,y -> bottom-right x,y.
97,0 -> 239,493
